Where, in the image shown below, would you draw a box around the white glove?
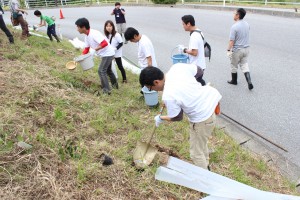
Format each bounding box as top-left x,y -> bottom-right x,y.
154,115 -> 164,127
227,51 -> 233,59
178,45 -> 185,54
113,47 -> 117,51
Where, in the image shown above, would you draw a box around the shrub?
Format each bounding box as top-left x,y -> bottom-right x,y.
152,0 -> 178,4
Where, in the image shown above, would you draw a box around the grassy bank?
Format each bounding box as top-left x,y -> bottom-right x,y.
0,29 -> 299,199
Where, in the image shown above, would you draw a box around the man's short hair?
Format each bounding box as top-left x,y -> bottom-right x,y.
139,67 -> 164,87
115,2 -> 121,6
75,18 -> 90,30
237,8 -> 246,19
181,15 -> 195,26
34,10 -> 41,16
124,27 -> 139,41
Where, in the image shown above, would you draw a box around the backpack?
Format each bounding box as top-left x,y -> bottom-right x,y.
190,30 -> 212,61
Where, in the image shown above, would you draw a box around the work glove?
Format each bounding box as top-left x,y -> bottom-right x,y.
154,115 -> 164,127
227,51 -> 233,59
178,45 -> 185,54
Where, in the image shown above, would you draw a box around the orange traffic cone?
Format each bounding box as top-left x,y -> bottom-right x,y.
59,9 -> 65,19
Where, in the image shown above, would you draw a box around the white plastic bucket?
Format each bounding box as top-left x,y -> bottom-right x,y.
142,86 -> 158,107
74,53 -> 94,71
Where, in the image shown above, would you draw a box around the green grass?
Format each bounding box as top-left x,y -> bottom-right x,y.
0,29 -> 299,199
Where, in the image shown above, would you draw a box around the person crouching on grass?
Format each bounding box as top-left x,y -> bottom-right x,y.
75,18 -> 118,95
140,63 -> 222,170
34,10 -> 60,42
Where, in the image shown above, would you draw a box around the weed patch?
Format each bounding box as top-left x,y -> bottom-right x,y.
0,31 -> 299,199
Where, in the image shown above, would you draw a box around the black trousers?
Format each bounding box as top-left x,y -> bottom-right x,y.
115,57 -> 127,81
47,24 -> 58,40
196,69 -> 206,86
0,15 -> 13,41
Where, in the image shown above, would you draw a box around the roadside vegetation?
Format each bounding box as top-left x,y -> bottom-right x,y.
2,0 -> 300,11
0,29 -> 299,199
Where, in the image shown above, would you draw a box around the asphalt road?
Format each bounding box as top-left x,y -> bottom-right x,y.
4,6 -> 300,168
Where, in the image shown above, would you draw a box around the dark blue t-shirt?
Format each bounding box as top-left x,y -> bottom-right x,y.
113,8 -> 126,24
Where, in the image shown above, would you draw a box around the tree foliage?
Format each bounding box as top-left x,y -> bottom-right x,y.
152,0 -> 178,5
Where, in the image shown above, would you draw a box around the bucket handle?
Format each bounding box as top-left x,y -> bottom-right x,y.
74,56 -> 83,62
74,53 -> 91,62
171,46 -> 187,58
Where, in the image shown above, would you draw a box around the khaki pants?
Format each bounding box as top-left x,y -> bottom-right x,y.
230,47 -> 250,73
16,15 -> 29,39
189,113 -> 216,169
116,23 -> 126,34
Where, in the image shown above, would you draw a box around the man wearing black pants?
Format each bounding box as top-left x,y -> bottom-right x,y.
0,5 -> 14,44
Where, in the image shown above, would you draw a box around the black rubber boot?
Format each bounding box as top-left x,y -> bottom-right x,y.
244,72 -> 253,90
8,36 -> 14,44
227,73 -> 238,85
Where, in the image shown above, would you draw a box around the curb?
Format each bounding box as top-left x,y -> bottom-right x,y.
175,4 -> 300,18
217,114 -> 300,190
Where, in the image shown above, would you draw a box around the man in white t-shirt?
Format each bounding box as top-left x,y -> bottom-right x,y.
75,18 -> 118,95
182,15 -> 206,86
139,63 -> 222,170
124,27 -> 157,70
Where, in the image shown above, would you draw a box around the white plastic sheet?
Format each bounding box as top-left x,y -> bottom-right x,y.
155,157 -> 300,200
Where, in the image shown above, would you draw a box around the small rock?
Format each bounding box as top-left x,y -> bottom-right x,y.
17,141 -> 32,149
100,153 -> 113,166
